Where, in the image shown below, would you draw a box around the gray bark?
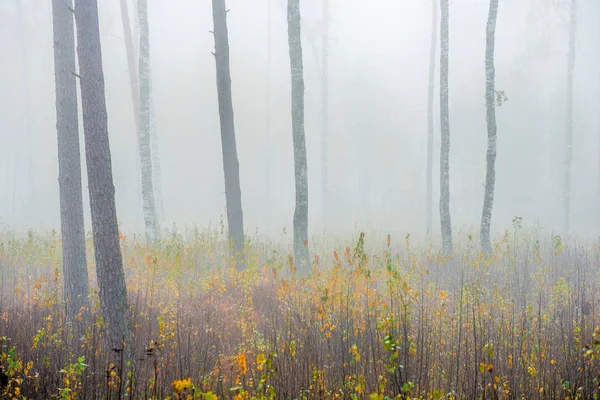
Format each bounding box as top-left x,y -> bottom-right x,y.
564,0 -> 577,234
51,0 -> 89,323
212,0 -> 245,269
480,0 -> 499,255
119,0 -> 140,138
321,0 -> 329,227
287,0 -> 310,272
426,0 -> 438,237
74,0 -> 131,363
439,0 -> 452,254
138,0 -> 160,244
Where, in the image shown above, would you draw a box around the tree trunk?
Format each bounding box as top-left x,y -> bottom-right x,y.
51,0 -> 89,324
212,0 -> 245,270
287,0 -> 310,272
426,0 -> 438,238
138,0 -> 160,244
439,0 -> 452,254
74,0 -> 131,365
564,0 -> 577,234
119,0 -> 144,221
321,0 -> 329,228
480,0 -> 499,255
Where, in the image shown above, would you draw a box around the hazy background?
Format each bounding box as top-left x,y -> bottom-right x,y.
1,0 -> 599,240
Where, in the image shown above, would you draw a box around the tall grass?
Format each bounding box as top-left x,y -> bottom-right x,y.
0,226 -> 598,399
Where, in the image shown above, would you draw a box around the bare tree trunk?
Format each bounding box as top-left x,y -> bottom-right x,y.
119,0 -> 143,219
75,0 -> 131,366
480,0 -> 499,255
287,0 -> 310,272
426,0 -> 438,238
51,0 -> 89,324
212,0 -> 245,270
138,0 -> 160,243
119,0 -> 140,138
564,0 -> 577,234
321,0 -> 329,228
439,0 -> 452,254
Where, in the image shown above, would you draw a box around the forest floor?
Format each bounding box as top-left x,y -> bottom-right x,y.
0,228 -> 599,399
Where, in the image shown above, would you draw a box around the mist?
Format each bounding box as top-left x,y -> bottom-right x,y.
1,0 -> 600,240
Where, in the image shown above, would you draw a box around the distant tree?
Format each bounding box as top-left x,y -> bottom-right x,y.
212,0 -> 245,269
564,0 -> 577,234
138,0 -> 160,244
426,0 -> 438,237
51,0 -> 89,324
321,0 -> 329,228
480,0 -> 499,255
287,0 -> 310,272
74,0 -> 131,366
119,0 -> 164,240
439,0 -> 452,254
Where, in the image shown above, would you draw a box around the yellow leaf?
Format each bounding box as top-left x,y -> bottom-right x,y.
290,341 -> 297,357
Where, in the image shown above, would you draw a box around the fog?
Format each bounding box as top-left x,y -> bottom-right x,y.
1,0 -> 600,240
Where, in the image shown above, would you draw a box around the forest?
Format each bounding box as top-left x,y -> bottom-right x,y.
0,0 -> 599,399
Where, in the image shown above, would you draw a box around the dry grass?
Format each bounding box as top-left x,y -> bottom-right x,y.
0,226 -> 598,399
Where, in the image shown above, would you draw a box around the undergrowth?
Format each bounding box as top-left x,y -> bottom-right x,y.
0,226 -> 598,399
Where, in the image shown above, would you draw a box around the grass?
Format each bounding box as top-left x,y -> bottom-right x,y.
0,225 -> 598,399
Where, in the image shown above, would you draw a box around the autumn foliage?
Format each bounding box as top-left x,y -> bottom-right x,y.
0,227 -> 598,399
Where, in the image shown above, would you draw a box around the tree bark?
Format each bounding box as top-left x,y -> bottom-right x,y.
564,0 -> 577,234
287,0 -> 310,272
480,0 -> 499,255
426,0 -> 438,238
138,0 -> 160,244
212,0 -> 245,270
51,0 -> 90,324
439,0 -> 452,255
321,0 -> 329,228
74,0 -> 131,365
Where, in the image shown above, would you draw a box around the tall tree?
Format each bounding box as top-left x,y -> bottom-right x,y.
480,0 -> 499,255
212,0 -> 245,269
564,0 -> 577,234
138,0 -> 160,243
439,0 -> 452,254
119,0 -> 165,234
74,0 -> 131,364
321,0 -> 329,227
287,0 -> 310,271
51,0 -> 89,323
426,0 -> 438,237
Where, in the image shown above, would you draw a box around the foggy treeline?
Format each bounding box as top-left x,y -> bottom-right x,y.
2,0 -> 600,239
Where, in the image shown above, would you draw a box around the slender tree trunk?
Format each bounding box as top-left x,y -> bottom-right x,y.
119,0 -> 143,217
426,0 -> 438,238
439,0 -> 452,254
321,0 -> 329,228
51,0 -> 89,324
212,0 -> 245,269
119,0 -> 140,138
564,0 -> 577,234
480,0 -> 499,255
138,0 -> 160,243
287,0 -> 310,272
75,0 -> 131,365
